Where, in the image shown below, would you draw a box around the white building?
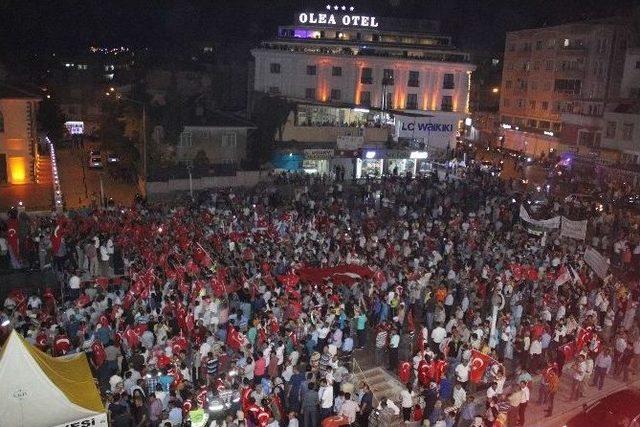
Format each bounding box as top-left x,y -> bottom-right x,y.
251,7 -> 475,177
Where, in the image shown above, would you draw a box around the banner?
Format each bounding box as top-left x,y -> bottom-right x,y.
584,246 -> 609,279
560,217 -> 587,240
336,135 -> 363,150
394,113 -> 459,150
295,264 -> 374,285
53,413 -> 108,427
519,205 -> 560,229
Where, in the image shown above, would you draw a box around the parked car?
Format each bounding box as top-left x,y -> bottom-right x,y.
564,388 -> 640,427
88,151 -> 103,169
106,152 -> 119,164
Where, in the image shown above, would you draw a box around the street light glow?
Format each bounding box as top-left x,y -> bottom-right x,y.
492,87 -> 499,93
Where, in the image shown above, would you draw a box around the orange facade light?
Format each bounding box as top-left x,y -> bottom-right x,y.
8,156 -> 28,184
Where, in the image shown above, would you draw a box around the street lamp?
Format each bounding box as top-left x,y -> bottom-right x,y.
491,87 -> 499,94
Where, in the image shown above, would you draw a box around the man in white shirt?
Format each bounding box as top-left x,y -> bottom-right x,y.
431,323 -> 447,352
400,385 -> 413,421
338,393 -> 360,424
68,272 -> 81,299
318,378 -> 334,420
518,381 -> 530,426
455,360 -> 470,386
452,383 -> 467,408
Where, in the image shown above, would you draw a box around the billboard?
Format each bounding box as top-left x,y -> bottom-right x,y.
394,113 -> 460,151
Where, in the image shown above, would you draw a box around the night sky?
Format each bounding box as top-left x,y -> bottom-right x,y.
1,0 -> 637,59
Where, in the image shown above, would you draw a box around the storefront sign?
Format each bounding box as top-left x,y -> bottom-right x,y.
386,150 -> 411,159
337,135 -> 364,150
395,114 -> 459,150
297,12 -> 379,27
304,149 -> 334,160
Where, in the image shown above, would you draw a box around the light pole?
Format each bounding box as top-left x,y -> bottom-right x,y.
105,91 -> 147,193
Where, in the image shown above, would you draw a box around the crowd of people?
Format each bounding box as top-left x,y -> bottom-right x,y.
1,164 -> 640,427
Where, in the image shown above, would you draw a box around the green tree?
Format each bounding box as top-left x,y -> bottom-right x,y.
38,98 -> 66,141
249,93 -> 293,164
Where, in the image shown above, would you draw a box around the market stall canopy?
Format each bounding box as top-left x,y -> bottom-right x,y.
0,330 -> 107,427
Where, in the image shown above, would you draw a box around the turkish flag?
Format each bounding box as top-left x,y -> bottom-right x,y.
576,327 -> 593,352
432,359 -> 448,383
91,340 -> 106,368
51,224 -> 63,255
470,350 -> 493,383
226,324 -> 242,352
555,266 -> 571,286
6,218 -> 19,257
560,341 -> 576,361
53,334 -> 71,356
398,360 -> 411,384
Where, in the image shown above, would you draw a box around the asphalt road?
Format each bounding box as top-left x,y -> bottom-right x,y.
56,143 -> 139,209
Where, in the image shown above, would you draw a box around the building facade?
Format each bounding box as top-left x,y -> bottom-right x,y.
499,18 -> 633,156
251,8 -> 475,177
0,89 -> 40,184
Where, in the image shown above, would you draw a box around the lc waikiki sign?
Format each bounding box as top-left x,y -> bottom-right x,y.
297,12 -> 380,28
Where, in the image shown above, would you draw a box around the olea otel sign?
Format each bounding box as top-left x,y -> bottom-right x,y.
297,11 -> 379,28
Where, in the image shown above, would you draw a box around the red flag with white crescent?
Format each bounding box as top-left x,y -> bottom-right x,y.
51,225 -> 63,255
470,349 -> 493,383
6,218 -> 19,257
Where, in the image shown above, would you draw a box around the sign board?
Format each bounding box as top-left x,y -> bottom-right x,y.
395,114 -> 459,151
53,413 -> 108,427
303,149 -> 334,160
519,205 -> 561,229
337,135 -> 364,150
296,12 -> 379,28
584,246 -> 609,279
560,217 -> 587,240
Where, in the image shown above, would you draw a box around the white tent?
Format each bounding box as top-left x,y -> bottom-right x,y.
0,330 -> 107,427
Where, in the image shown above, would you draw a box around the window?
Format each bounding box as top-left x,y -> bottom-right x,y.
383,69 -> 394,85
222,132 -> 237,149
545,60 -> 553,71
527,119 -> 537,128
518,80 -> 527,90
636,61 -> 640,70
441,95 -> 453,111
306,65 -> 317,75
268,86 -> 280,95
547,39 -> 556,49
529,100 -> 536,110
360,91 -> 371,106
270,63 -> 281,73
179,131 -> 192,147
517,99 -> 526,108
443,73 -> 455,89
623,123 -> 634,141
542,101 -> 549,110
305,88 -> 316,99
505,80 -> 513,89
385,92 -> 393,109
406,94 -> 418,110
361,67 -> 372,84
330,89 -> 341,101
332,66 -> 342,76
408,71 -> 419,87
536,40 -> 543,50
554,79 -> 581,94
0,110 -> 3,133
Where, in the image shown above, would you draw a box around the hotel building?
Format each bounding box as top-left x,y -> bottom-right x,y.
251,6 -> 475,177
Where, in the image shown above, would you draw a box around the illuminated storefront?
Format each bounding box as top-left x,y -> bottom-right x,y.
303,149 -> 333,174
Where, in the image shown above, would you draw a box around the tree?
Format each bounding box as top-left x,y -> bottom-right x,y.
248,93 -> 293,164
38,98 -> 66,141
